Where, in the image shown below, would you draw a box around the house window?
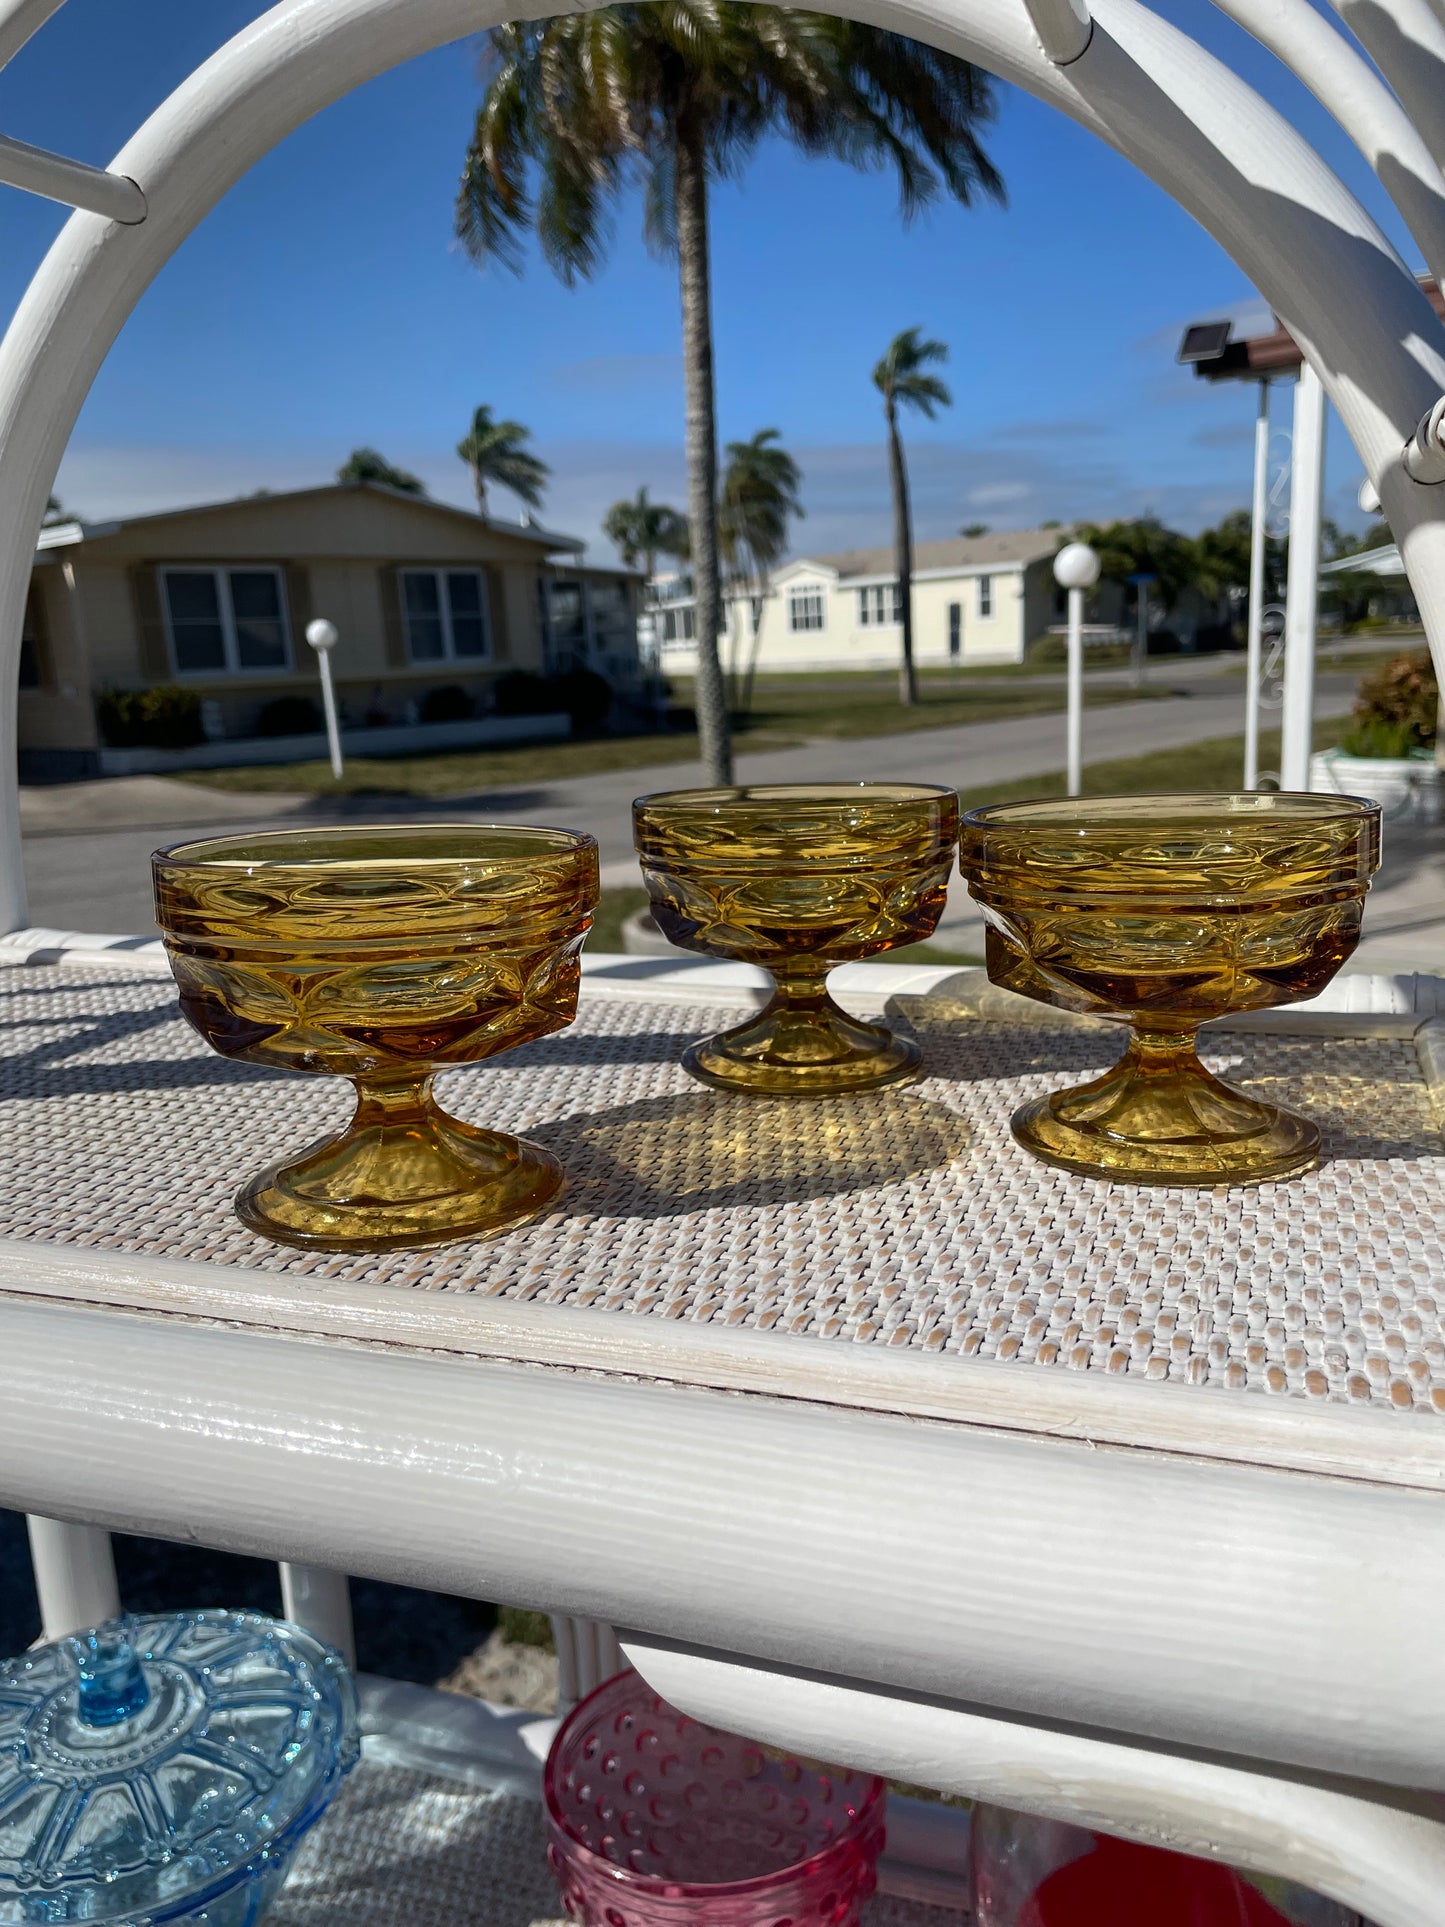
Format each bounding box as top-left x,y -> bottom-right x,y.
857,583 -> 902,626
661,605 -> 695,644
20,585 -> 45,689
161,567 -> 290,676
977,574 -> 994,619
788,586 -> 825,633
948,602 -> 962,659
401,569 -> 489,663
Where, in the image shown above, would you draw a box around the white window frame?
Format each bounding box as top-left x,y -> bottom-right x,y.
400,567 -> 492,665
787,585 -> 826,633
857,583 -> 903,627
159,564 -> 292,678
977,574 -> 994,619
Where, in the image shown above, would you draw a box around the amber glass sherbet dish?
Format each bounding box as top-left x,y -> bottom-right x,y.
959,792 -> 1380,1185
153,824 -> 598,1250
634,782 -> 959,1095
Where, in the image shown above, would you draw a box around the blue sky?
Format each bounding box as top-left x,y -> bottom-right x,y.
0,0 -> 1410,563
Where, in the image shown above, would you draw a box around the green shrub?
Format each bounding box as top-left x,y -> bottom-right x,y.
1340,716 -> 1425,759
492,667 -> 613,730
420,683 -> 474,724
96,685 -> 204,749
496,1606 -> 555,1651
492,670 -> 559,717
256,695 -> 321,737
1342,648 -> 1437,756
1027,635 -> 1132,670
551,666 -> 613,732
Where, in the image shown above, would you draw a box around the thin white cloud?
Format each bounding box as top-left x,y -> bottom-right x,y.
967,480 -> 1032,507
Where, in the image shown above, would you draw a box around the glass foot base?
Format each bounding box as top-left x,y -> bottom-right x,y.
237,1100 -> 563,1252
1013,1047 -> 1320,1186
683,999 -> 921,1098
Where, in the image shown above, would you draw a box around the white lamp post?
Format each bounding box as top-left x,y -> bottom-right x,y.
1243,378 -> 1271,790
1053,542 -> 1100,796
305,618 -> 344,781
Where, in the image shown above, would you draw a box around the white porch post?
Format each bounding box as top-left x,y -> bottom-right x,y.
27,1515 -> 121,1639
1281,362 -> 1326,791
1244,379 -> 1271,789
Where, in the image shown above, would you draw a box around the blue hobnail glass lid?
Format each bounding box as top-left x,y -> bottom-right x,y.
0,1608 -> 359,1924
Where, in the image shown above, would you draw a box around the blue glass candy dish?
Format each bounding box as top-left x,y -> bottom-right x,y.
0,1608 -> 359,1925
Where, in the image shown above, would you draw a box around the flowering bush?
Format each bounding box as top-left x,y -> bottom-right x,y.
1342,647 -> 1438,758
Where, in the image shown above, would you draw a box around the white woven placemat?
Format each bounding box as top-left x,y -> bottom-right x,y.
272,1764 -> 965,1926
2,966 -> 1442,1416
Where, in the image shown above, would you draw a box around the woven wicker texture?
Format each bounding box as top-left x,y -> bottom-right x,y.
2,966 -> 1442,1414
270,1765 -> 965,1927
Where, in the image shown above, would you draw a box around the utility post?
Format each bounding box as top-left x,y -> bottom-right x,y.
1128,572 -> 1155,687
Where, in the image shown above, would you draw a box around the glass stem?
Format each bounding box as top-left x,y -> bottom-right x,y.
350,1071 -> 436,1137
1123,1019 -> 1203,1080
768,960 -> 833,1017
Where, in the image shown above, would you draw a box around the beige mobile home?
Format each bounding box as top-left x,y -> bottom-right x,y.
21,482 -> 640,777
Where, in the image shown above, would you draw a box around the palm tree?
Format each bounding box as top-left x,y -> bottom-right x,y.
603,485 -> 690,582
336,448 -> 427,495
456,8 -> 1002,784
457,405 -> 550,518
874,328 -> 951,707
719,428 -> 803,714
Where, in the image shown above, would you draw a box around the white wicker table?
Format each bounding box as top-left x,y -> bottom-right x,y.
0,943 -> 1441,1924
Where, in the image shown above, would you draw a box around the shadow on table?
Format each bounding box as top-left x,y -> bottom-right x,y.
0,997 -> 280,1102
529,1086 -> 971,1219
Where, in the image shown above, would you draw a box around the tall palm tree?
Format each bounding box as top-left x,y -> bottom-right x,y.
456,8 -> 1002,784
719,428 -> 803,714
874,328 -> 951,707
336,447 -> 426,495
603,485 -> 690,582
456,405 -> 550,518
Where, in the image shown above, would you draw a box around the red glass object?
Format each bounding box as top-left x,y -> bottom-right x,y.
971,1805 -> 1360,1927
544,1671 -> 885,1927
1025,1834 -> 1297,1925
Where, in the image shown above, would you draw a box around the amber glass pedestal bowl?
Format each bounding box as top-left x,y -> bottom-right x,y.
153,824 -> 598,1250
959,792 -> 1380,1185
634,782 -> 959,1096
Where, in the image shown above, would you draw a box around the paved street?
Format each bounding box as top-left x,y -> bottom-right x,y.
16,667 -> 1371,943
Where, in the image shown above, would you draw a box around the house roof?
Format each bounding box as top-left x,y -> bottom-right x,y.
787,527 -> 1067,581
34,481 -> 586,558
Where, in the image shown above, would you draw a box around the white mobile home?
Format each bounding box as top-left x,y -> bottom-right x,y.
656,528 -> 1066,674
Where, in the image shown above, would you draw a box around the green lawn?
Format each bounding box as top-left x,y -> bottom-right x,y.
177,728 -> 720,797
954,714 -> 1342,813
678,669 -> 1167,744
177,670 -> 1167,799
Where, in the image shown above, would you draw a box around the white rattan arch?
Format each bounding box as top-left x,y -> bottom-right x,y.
2,0 -> 1445,933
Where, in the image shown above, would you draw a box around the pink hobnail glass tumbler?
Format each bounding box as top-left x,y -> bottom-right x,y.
544,1671 -> 886,1927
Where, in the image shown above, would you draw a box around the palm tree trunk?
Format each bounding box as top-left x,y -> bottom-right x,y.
473,464 -> 488,518
674,120 -> 732,786
887,399 -> 917,706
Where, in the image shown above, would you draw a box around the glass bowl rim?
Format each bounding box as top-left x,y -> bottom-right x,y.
152,822 -> 598,874
961,789 -> 1380,831
634,781 -> 957,813
542,1669 -> 886,1901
